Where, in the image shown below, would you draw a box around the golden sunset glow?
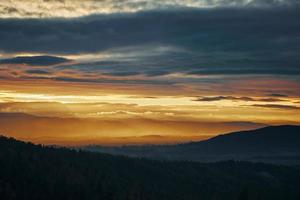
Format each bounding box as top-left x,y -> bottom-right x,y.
1,0 -> 300,146
0,76 -> 299,145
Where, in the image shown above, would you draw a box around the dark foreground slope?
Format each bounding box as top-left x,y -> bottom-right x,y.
1,136 -> 300,200
87,125 -> 300,164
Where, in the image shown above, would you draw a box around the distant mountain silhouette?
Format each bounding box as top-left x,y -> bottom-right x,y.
0,112 -> 266,146
85,125 -> 300,164
1,136 -> 300,200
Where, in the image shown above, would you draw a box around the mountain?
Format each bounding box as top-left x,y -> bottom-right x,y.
0,112 -> 266,146
85,125 -> 300,164
1,136 -> 300,200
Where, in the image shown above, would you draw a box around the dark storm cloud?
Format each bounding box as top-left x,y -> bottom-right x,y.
0,56 -> 70,66
1,7 -> 300,54
0,6 -> 300,77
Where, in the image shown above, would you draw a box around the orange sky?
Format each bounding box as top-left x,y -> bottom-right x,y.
0,77 -> 299,145
1,1 -> 300,145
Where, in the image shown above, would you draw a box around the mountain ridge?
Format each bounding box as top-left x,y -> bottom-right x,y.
84,125 -> 300,164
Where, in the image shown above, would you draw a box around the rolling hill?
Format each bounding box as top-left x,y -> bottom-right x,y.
1,136 -> 300,200
85,125 -> 300,164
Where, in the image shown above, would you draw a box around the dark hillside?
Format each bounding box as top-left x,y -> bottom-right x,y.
87,125 -> 300,164
1,136 -> 300,200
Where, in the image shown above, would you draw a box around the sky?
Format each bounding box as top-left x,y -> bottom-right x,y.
0,0 -> 300,145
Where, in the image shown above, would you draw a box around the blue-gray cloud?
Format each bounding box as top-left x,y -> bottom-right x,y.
17,75 -> 174,85
25,69 -> 52,75
0,56 -> 70,66
0,6 -> 299,78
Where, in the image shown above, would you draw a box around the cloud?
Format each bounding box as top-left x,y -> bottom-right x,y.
0,7 -> 299,78
0,1 -> 299,145
0,0 -> 299,18
194,96 -> 284,102
252,104 -> 300,110
268,93 -> 288,97
102,71 -> 141,77
0,4 -> 299,99
187,69 -> 300,76
195,96 -> 245,102
0,55 -> 71,66
25,69 -> 51,75
18,75 -> 174,85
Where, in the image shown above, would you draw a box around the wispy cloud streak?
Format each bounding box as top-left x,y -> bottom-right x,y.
1,0 -> 299,18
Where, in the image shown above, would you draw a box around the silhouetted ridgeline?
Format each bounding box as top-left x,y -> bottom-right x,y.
85,125 -> 300,164
1,136 -> 300,200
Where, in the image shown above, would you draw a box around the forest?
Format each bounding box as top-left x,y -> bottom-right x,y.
1,136 -> 300,200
